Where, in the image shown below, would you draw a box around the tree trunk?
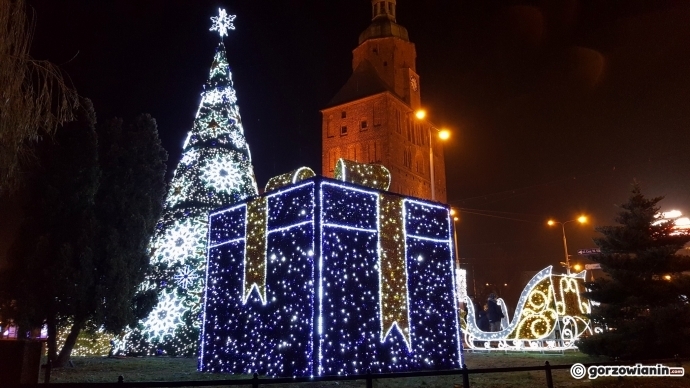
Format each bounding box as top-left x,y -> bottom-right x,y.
53,319 -> 84,367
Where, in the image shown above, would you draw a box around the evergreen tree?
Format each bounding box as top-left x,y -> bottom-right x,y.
578,184 -> 690,359
131,10 -> 258,356
0,100 -> 169,366
1,99 -> 99,366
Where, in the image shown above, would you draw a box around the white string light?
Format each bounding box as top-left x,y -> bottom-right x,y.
199,177 -> 463,376
462,267 -> 592,351
210,8 -> 236,38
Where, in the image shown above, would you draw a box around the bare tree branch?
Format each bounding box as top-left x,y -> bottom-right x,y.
0,0 -> 79,192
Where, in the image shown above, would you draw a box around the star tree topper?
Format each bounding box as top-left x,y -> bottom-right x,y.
210,8 -> 236,38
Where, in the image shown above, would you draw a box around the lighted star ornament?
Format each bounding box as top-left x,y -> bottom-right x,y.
210,8 -> 236,38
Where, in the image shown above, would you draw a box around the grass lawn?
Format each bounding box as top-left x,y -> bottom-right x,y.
43,351 -> 690,387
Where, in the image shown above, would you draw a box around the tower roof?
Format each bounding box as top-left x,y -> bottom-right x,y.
325,60 -> 393,107
359,0 -> 409,44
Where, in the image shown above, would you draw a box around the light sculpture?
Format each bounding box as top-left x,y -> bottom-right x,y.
200,164 -> 463,377
124,10 -> 259,355
462,266 -> 592,351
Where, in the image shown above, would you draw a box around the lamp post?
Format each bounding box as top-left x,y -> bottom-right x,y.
415,109 -> 449,201
547,216 -> 587,274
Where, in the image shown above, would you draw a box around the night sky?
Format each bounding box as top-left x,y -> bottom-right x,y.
5,0 -> 690,302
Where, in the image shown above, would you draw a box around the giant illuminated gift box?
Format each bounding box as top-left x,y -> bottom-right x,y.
199,161 -> 463,377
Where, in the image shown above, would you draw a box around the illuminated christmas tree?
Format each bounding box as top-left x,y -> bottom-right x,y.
132,9 -> 259,355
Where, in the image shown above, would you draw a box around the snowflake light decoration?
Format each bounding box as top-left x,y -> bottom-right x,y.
151,216 -> 207,267
210,8 -> 236,38
174,266 -> 199,289
141,292 -> 185,338
200,155 -> 243,193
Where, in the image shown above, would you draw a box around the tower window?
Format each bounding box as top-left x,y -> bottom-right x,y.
403,147 -> 412,169
341,111 -> 347,119
328,148 -> 339,172
340,126 -> 348,136
360,120 -> 368,130
327,115 -> 335,138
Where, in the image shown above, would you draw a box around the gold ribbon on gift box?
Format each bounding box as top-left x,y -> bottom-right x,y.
378,193 -> 411,348
335,159 -> 410,346
242,168 -> 316,304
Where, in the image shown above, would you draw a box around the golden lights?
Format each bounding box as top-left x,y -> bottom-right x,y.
244,197 -> 267,303
334,158 -> 391,191
378,193 -> 411,347
265,167 -> 315,193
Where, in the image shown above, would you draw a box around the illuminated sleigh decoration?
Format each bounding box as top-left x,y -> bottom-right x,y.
461,266 -> 592,351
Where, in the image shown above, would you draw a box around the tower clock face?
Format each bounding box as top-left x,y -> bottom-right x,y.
410,76 -> 418,91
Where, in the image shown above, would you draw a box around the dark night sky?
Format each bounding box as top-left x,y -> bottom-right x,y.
5,0 -> 690,299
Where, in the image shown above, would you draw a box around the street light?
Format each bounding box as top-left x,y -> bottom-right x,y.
415,109 -> 449,201
547,216 -> 587,274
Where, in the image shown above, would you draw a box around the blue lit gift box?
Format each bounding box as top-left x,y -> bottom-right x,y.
199,160 -> 463,377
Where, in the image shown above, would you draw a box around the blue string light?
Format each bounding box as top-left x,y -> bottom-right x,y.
200,177 -> 463,377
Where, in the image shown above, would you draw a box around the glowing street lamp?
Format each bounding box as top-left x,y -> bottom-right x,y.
548,216 -> 587,274
415,109 -> 450,201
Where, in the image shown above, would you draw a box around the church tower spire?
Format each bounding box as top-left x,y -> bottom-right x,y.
359,0 -> 409,44
321,1 -> 448,203
371,0 -> 396,22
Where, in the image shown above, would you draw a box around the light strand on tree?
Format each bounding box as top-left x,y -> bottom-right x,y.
123,10 -> 258,356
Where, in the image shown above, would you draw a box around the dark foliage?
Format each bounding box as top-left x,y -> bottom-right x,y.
578,184 -> 690,359
0,100 -> 168,366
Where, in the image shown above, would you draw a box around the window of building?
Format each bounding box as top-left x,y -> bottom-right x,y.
373,101 -> 383,126
328,148 -> 339,172
340,126 -> 348,136
348,144 -> 356,161
415,123 -> 421,145
403,147 -> 412,169
396,110 -> 401,134
326,115 -> 335,138
341,111 -> 347,119
360,120 -> 368,130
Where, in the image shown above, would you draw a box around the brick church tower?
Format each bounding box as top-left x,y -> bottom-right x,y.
321,0 -> 447,203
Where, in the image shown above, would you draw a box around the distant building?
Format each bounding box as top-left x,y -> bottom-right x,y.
321,0 -> 447,203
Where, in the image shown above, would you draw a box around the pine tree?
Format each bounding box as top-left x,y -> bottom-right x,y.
0,100 -> 169,366
132,10 -> 258,356
578,184 -> 690,359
